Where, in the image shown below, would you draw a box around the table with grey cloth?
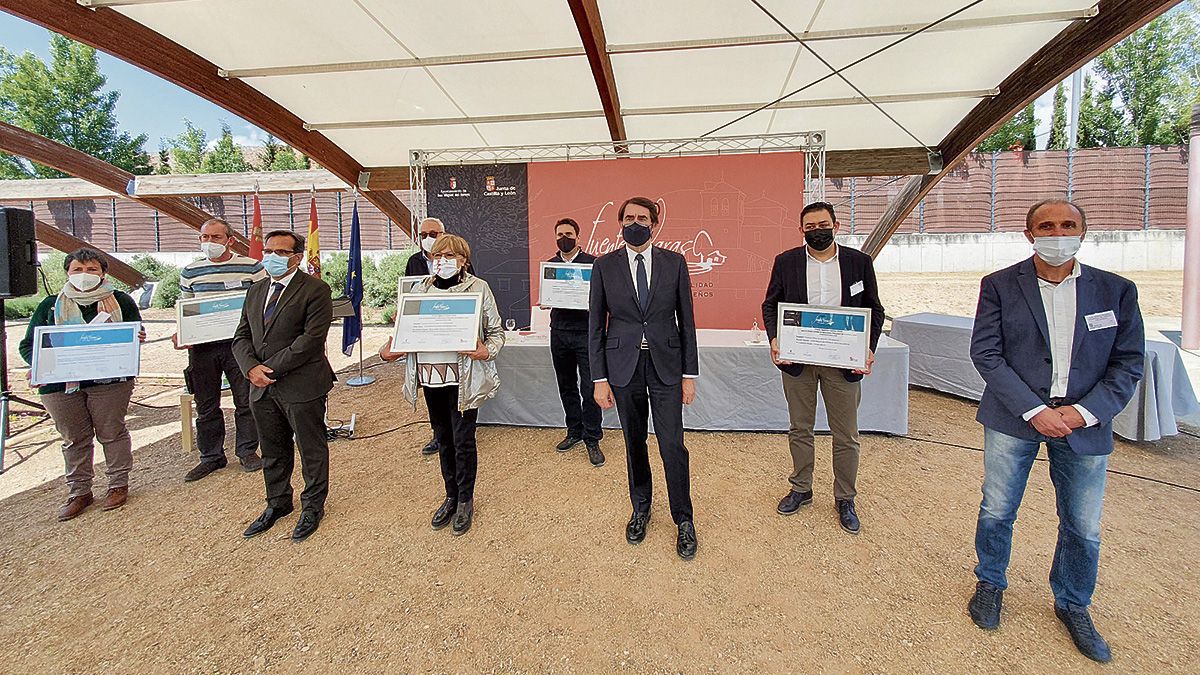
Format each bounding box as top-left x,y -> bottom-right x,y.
477,329 -> 909,434
890,312 -> 1200,441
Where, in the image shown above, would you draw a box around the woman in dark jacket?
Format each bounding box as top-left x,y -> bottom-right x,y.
19,248 -> 144,521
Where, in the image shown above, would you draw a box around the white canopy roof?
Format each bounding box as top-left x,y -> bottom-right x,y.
97,0 -> 1099,166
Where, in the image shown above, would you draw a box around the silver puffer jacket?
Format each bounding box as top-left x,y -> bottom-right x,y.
401,272 -> 505,411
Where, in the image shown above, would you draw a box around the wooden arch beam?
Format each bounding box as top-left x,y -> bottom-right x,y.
567,0 -> 627,151
0,0 -> 411,230
0,121 -> 249,255
34,218 -> 146,288
862,0 -> 1183,257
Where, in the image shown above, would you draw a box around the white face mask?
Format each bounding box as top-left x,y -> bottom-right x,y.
200,241 -> 227,260
1031,235 -> 1081,266
421,235 -> 438,253
69,273 -> 102,291
434,258 -> 460,279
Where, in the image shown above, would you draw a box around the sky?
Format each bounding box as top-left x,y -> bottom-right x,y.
0,11 -> 1075,155
0,15 -> 270,151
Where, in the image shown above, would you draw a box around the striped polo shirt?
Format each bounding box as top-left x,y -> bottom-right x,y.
179,254 -> 266,299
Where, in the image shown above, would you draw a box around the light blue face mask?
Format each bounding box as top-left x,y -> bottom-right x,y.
263,253 -> 293,277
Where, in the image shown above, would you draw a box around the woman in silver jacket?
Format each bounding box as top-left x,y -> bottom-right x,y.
380,234 -> 504,535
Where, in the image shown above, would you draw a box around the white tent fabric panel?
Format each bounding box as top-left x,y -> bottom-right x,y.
103,0 -> 1096,167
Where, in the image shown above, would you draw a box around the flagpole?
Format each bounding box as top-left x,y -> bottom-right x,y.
345,187 -> 374,387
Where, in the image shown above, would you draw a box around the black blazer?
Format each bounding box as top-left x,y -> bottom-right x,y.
547,249 -> 597,331
761,244 -> 885,382
232,271 -> 335,403
588,246 -> 699,388
405,252 -> 433,277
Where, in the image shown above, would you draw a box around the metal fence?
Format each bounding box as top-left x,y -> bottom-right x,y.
0,146 -> 1190,253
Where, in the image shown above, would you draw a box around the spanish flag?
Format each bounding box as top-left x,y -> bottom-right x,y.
248,194 -> 264,261
305,193 -> 322,279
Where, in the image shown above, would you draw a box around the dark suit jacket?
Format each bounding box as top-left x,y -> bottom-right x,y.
232,271 -> 335,403
970,257 -> 1144,455
761,244 -> 885,382
548,250 -> 596,331
588,246 -> 699,388
405,252 -> 433,277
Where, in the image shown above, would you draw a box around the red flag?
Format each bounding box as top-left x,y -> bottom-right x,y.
249,194 -> 264,261
305,195 -> 322,279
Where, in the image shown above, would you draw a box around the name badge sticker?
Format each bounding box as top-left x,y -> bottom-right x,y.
224,279 -> 245,290
849,280 -> 864,297
1085,310 -> 1118,331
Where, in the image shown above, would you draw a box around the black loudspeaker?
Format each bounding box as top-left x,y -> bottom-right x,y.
0,207 -> 38,298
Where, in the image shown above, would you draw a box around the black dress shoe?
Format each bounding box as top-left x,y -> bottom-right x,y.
836,499 -> 861,535
777,489 -> 813,515
242,505 -> 293,538
677,521 -> 697,560
184,459 -> 226,482
585,440 -> 605,467
968,581 -> 1003,630
451,500 -> 474,536
431,497 -> 457,530
556,435 -> 582,452
239,453 -> 263,472
291,510 -> 321,542
1055,603 -> 1112,663
625,511 -> 650,544
421,436 -> 440,456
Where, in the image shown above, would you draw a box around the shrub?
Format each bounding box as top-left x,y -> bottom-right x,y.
364,253 -> 412,308
322,252 -> 349,297
381,305 -> 397,325
129,254 -> 186,308
2,295 -> 44,319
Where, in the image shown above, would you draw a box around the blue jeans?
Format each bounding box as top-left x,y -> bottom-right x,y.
974,426 -> 1108,608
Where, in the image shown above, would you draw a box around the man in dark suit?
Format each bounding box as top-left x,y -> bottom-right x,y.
233,230 -> 335,542
546,217 -> 603,466
966,200 -> 1143,663
407,217 -> 445,457
589,196 -> 699,560
762,201 -> 884,535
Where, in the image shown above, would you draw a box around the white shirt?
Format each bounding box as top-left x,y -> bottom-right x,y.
806,245 -> 842,306
1021,261 -> 1098,427
262,269 -> 298,318
559,248 -> 580,263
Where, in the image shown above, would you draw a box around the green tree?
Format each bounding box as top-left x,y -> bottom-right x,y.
0,35 -> 150,178
1047,82 -> 1069,150
201,123 -> 251,173
1078,75 -> 1135,148
977,102 -> 1037,152
165,119 -> 207,173
1094,9 -> 1199,145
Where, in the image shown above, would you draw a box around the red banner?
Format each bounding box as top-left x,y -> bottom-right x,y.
527,152 -> 806,329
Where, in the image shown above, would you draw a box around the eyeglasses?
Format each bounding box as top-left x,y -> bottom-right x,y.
419,232 -> 441,239
263,248 -> 296,256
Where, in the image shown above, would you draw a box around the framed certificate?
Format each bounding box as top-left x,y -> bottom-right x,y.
776,303 -> 871,370
398,275 -> 428,299
538,262 -> 592,310
176,292 -> 247,346
391,292 -> 482,353
30,322 -> 142,385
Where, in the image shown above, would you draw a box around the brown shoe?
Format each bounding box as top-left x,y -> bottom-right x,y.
57,493 -> 94,521
102,487 -> 128,511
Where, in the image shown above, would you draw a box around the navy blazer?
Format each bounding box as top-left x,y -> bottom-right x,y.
761,244 -> 885,382
970,257 -> 1144,455
588,246 -> 699,388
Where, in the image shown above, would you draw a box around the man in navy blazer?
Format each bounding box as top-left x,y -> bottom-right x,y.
762,201 -> 884,535
967,199 -> 1143,663
589,196 -> 700,560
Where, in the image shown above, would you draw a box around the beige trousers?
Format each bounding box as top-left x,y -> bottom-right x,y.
41,380 -> 135,497
781,367 -> 861,500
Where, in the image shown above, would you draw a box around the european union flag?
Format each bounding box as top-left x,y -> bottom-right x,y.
342,201 -> 364,356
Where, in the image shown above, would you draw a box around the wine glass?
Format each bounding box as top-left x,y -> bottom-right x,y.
505,318 -> 516,332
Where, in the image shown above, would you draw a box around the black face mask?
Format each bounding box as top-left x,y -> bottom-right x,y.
804,227 -> 835,251
622,223 -> 653,247
556,236 -> 577,254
